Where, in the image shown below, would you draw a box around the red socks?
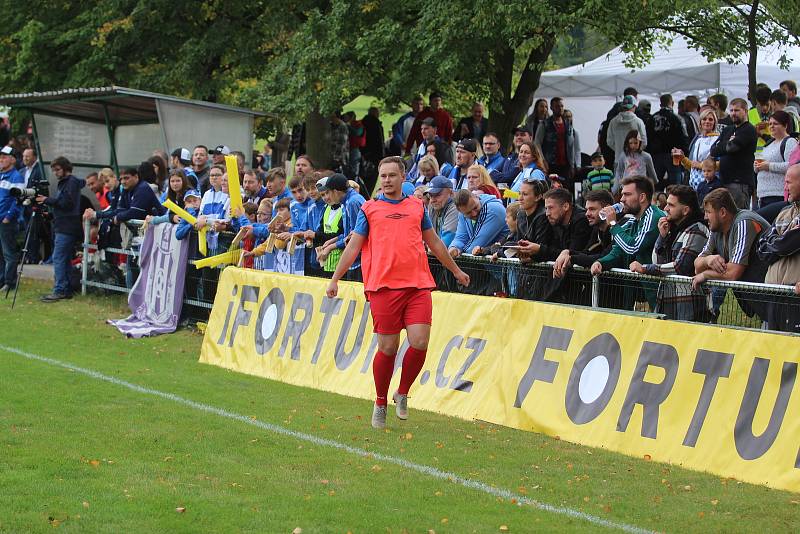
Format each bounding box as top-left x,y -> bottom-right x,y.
372,351 -> 394,406
372,346 -> 428,405
398,346 -> 427,396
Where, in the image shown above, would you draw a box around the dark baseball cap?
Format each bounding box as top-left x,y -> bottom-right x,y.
318,173 -> 349,192
425,175 -> 454,194
171,147 -> 191,164
421,117 -> 437,128
512,125 -> 532,135
456,138 -> 478,153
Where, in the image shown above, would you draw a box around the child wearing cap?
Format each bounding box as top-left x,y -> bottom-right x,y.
582,152 -> 614,195
175,190 -> 202,240
298,174 -> 329,276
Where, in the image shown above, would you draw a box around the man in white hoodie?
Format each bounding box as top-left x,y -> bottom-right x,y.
607,95 -> 648,162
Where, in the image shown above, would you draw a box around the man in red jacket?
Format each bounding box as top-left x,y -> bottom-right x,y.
327,156 -> 470,429
404,91 -> 455,154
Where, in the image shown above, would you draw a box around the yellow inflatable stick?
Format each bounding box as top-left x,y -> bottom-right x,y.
162,199 -> 208,256
225,154 -> 243,214
193,249 -> 241,269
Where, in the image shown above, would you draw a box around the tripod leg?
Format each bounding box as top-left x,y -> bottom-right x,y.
10,210 -> 38,309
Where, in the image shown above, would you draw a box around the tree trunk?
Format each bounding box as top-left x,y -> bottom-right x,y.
487,37 -> 557,149
746,0 -> 760,106
305,107 -> 332,170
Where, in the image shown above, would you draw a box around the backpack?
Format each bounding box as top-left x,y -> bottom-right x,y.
779,132 -> 799,161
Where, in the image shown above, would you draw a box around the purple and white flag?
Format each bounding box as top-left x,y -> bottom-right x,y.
108,223 -> 190,338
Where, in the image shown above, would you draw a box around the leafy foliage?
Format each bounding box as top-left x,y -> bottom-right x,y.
0,0 -> 797,142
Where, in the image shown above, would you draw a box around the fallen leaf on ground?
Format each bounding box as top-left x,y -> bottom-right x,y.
499,526 -> 510,532
175,507 -> 186,513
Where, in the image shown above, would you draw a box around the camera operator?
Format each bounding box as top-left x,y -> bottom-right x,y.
0,145 -> 24,293
36,156 -> 84,302
20,148 -> 49,264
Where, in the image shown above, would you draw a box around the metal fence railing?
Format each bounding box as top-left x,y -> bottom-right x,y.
81,220 -> 800,335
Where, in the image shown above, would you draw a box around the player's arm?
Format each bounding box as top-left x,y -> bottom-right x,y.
423,228 -> 470,287
326,233 -> 366,297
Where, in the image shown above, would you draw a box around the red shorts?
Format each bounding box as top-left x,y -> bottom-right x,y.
366,288 -> 433,335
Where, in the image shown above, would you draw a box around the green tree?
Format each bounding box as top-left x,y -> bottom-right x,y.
0,0 -> 273,103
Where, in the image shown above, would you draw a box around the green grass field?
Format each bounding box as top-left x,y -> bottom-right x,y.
2,279 -> 799,533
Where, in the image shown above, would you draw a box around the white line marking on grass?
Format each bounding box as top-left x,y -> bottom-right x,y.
0,344 -> 652,534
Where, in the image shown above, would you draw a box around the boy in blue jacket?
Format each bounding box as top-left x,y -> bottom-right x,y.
176,190 -> 202,240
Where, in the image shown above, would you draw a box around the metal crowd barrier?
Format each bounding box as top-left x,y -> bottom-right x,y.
80,219 -> 800,335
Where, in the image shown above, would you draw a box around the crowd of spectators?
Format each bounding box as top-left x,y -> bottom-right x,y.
1,80 -> 800,332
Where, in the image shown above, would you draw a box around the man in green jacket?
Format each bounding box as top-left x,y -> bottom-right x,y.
591,175 -> 664,274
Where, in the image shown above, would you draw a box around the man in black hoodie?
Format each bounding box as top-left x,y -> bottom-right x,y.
36,156 -> 85,302
648,94 -> 689,189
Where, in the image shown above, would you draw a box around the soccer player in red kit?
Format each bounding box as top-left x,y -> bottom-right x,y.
327,157 -> 470,428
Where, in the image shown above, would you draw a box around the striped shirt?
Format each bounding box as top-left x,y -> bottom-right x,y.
700,210 -> 768,267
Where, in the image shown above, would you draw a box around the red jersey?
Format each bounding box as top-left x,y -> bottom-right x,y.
360,196 -> 436,292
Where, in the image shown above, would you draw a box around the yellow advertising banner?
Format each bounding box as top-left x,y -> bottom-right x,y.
200,268 -> 800,492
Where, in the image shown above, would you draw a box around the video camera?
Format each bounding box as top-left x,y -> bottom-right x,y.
10,178 -> 49,205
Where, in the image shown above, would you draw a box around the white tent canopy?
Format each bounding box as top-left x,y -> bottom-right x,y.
534,36 -> 800,152
538,35 -> 800,98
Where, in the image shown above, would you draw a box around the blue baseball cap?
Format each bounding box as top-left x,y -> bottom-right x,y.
183,189 -> 201,200
425,175 -> 454,194
401,181 -> 416,196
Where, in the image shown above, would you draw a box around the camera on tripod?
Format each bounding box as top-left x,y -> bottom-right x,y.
10,178 -> 49,205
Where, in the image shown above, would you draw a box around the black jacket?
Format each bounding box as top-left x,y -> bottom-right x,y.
96,179 -> 165,222
454,116 -> 489,142
516,202 -> 551,261
647,107 -> 689,155
44,174 -> 85,237
571,224 -> 612,267
538,207 -> 592,262
710,122 -> 757,187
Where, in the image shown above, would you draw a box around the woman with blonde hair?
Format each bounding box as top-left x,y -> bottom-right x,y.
413,154 -> 440,185
466,164 -> 501,198
98,167 -> 120,209
680,108 -> 720,191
